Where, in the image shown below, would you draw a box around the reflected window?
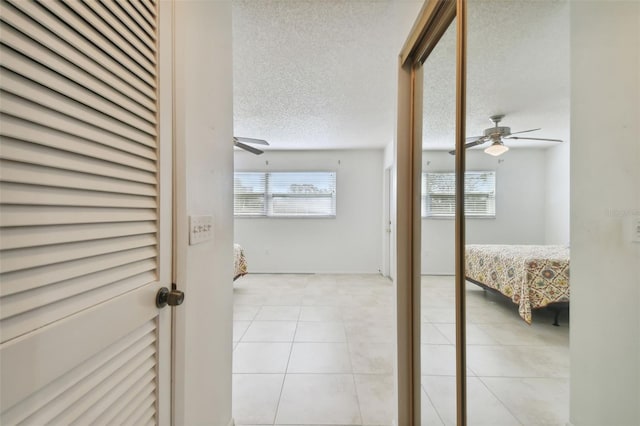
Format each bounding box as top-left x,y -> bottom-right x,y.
422,171 -> 496,217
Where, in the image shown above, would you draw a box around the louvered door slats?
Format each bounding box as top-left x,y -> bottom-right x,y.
127,1 -> 155,32
0,139 -> 156,184
4,1 -> 156,100
61,0 -> 156,71
97,0 -> 156,54
1,72 -> 156,146
0,222 -> 157,250
0,116 -> 157,168
29,0 -> 157,89
0,205 -> 157,227
93,381 -> 156,426
0,234 -> 156,273
127,404 -> 155,426
0,23 -> 155,123
0,183 -> 157,209
2,321 -> 155,425
1,247 -> 157,297
99,382 -> 155,425
2,260 -> 157,319
0,160 -> 156,196
0,46 -> 156,136
69,365 -> 156,425
2,271 -> 157,341
91,377 -> 155,426
140,0 -> 157,18
52,350 -> 155,425
115,0 -> 155,41
80,0 -> 155,65
0,0 -> 162,423
30,335 -> 154,425
0,5 -> 156,112
2,286 -> 160,413
0,97 -> 157,160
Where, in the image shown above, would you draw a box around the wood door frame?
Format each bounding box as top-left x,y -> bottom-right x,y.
395,0 -> 467,424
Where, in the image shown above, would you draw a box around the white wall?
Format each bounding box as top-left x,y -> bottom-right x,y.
421,149 -> 547,275
570,2 -> 640,425
545,142 -> 570,244
172,2 -> 234,425
384,142 -> 394,169
234,150 -> 384,273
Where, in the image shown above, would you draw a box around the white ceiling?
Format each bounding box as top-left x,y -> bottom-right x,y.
232,0 -> 570,152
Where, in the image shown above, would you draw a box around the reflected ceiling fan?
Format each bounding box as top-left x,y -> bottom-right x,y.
449,114 -> 563,156
233,136 -> 269,155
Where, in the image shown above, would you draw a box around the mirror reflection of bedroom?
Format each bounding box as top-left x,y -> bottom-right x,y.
229,1 -> 422,424
421,1 -> 570,424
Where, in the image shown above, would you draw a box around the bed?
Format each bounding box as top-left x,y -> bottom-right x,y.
234,244 -> 248,280
465,244 -> 570,324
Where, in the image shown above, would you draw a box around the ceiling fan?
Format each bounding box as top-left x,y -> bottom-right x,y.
449,114 -> 563,156
233,136 -> 269,155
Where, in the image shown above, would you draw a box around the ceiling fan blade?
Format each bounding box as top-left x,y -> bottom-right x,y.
448,138 -> 488,155
505,136 -> 563,143
234,136 -> 269,146
465,138 -> 487,148
507,128 -> 541,136
466,136 -> 483,142
234,140 -> 264,155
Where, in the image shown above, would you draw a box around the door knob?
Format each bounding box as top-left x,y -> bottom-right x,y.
156,287 -> 185,308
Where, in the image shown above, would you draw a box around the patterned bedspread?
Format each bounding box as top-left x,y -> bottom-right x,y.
234,244 -> 248,280
465,245 -> 570,323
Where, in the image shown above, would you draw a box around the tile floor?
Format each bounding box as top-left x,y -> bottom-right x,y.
232,274 -> 569,426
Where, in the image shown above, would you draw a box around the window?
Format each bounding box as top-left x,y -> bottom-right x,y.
423,171 -> 496,218
234,172 -> 337,217
233,172 -> 266,216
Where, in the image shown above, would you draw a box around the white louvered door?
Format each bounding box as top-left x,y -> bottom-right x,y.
0,0 -> 171,424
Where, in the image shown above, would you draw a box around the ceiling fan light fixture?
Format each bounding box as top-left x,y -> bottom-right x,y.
484,142 -> 509,156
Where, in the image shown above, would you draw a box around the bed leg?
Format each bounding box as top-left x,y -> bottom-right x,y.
551,308 -> 562,326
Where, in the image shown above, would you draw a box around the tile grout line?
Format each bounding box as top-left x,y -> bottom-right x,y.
421,381 -> 447,426
475,376 -> 525,426
271,285 -> 302,425
343,316 -> 364,425
241,306 -> 259,341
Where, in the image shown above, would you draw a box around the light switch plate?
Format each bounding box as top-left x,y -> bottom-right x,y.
630,216 -> 640,243
189,215 -> 213,245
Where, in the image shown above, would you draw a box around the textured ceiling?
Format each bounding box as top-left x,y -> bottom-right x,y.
232,0 -> 570,151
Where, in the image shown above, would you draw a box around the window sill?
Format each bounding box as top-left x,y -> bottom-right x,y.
234,215 -> 337,219
422,216 -> 496,220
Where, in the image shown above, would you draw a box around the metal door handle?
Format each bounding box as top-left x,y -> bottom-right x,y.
156,287 -> 185,308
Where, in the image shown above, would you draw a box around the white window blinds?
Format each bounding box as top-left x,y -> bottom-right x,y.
423,171 -> 496,218
234,172 -> 266,216
234,172 -> 337,217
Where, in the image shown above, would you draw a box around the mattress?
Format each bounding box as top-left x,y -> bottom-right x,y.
465,244 -> 570,323
234,244 -> 248,280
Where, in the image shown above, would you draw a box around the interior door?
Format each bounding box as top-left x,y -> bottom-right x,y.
0,0 -> 171,424
383,167 -> 392,277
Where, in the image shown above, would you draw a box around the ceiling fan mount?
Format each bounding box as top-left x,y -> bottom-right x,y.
483,115 -> 510,138
449,114 -> 562,156
233,136 -> 269,155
